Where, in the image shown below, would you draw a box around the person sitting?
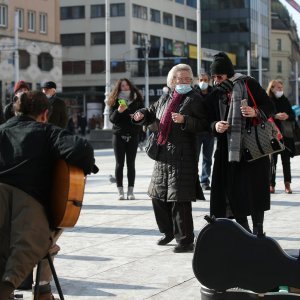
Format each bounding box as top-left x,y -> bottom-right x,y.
0,91 -> 98,300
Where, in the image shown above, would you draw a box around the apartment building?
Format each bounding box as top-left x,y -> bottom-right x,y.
60,0 -> 201,105
0,0 -> 61,105
270,0 -> 300,102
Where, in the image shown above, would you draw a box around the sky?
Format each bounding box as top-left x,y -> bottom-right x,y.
279,0 -> 300,38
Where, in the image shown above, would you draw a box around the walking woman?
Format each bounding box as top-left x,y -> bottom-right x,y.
133,64 -> 207,253
108,78 -> 144,200
267,79 -> 295,194
206,52 -> 274,234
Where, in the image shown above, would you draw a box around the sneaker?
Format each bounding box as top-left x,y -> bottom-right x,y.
201,183 -> 211,191
117,187 -> 125,200
127,186 -> 135,200
173,243 -> 194,253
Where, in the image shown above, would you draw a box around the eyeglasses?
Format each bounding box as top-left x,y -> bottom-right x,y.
175,77 -> 192,83
212,75 -> 226,80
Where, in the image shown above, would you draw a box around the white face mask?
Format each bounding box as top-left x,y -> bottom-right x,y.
199,82 -> 208,90
274,90 -> 283,98
45,94 -> 52,99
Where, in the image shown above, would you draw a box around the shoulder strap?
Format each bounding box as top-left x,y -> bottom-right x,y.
244,81 -> 257,108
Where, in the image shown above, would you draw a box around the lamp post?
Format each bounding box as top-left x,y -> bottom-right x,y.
197,0 -> 202,75
103,0 -> 112,129
143,39 -> 151,109
14,11 -> 19,84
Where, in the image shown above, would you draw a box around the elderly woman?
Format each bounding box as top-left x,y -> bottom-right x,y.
133,64 -> 208,253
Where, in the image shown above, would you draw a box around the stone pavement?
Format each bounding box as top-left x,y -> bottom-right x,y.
19,148 -> 300,299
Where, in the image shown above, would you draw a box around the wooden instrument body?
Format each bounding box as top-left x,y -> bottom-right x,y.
50,160 -> 85,228
193,217 -> 300,294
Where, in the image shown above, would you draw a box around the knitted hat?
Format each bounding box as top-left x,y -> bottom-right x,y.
210,52 -> 235,78
42,81 -> 56,89
14,80 -> 29,94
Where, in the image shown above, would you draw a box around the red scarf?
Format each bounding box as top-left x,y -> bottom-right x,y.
157,91 -> 183,145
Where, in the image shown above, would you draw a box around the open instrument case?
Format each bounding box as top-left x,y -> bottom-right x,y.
193,216 -> 300,299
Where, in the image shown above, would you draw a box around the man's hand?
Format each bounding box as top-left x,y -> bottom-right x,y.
216,79 -> 234,94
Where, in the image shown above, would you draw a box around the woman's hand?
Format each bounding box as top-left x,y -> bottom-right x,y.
171,112 -> 184,124
275,112 -> 289,121
215,121 -> 230,133
240,106 -> 257,118
118,104 -> 127,113
133,111 -> 144,121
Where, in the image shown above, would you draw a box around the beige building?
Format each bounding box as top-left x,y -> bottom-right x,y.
0,0 -> 61,105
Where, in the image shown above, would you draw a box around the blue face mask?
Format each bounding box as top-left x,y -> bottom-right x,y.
175,84 -> 192,94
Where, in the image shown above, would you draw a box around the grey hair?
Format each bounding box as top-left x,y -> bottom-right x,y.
166,64 -> 194,89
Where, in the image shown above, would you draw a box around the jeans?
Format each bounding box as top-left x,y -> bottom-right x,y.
197,134 -> 215,184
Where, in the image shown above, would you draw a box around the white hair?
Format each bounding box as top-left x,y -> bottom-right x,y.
166,64 -> 194,89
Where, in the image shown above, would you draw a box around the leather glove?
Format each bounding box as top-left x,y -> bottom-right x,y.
216,79 -> 234,94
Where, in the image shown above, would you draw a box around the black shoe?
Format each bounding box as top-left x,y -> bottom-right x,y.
201,183 -> 211,191
157,234 -> 174,245
173,243 -> 194,253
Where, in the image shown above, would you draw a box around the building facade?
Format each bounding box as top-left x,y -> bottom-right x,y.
0,0 -> 61,105
270,0 -> 300,103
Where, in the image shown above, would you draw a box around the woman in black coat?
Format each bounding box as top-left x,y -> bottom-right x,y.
206,52 -> 274,234
133,64 -> 208,253
267,79 -> 295,194
108,78 -> 144,200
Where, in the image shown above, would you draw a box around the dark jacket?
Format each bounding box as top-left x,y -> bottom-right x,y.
48,95 -> 68,128
0,115 -> 96,209
206,76 -> 274,217
109,98 -> 144,136
137,89 -> 208,202
270,94 -> 295,156
194,85 -> 213,98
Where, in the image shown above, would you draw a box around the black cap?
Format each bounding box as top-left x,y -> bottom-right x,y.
42,81 -> 56,89
210,52 -> 235,78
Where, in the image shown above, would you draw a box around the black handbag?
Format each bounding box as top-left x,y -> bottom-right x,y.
145,132 -> 159,160
242,82 -> 285,162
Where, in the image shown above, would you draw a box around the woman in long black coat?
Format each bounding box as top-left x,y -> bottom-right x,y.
206,52 -> 274,234
133,64 -> 208,253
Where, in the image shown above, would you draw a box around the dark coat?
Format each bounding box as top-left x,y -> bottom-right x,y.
270,94 -> 295,156
48,95 -> 68,128
205,77 -> 274,218
138,89 -> 208,202
109,97 -> 144,136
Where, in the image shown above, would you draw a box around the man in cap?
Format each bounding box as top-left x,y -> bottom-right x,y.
42,81 -> 68,128
4,80 -> 30,121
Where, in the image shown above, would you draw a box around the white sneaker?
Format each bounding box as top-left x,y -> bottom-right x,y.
117,187 -> 125,200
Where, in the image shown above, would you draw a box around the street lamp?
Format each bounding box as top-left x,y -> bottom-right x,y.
143,39 -> 151,109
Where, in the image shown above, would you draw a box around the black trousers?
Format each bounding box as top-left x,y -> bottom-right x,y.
152,198 -> 194,245
270,149 -> 291,186
112,134 -> 139,187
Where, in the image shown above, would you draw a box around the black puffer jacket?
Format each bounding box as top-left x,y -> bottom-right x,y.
137,89 -> 208,202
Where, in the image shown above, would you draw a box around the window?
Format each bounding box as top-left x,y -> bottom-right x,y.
61,33 -> 85,46
163,38 -> 173,56
111,61 -> 126,73
38,52 -> 53,71
276,38 -> 282,51
91,4 -> 105,18
91,32 -> 105,45
16,9 -> 24,30
60,6 -> 85,20
91,60 -> 105,73
277,60 -> 282,73
39,13 -> 47,33
111,31 -> 125,44
133,32 -> 148,45
63,61 -> 86,74
150,9 -> 160,23
0,5 -> 7,27
150,35 -> 161,57
187,0 -> 197,8
28,11 -> 36,32
163,12 -> 173,26
175,15 -> 184,29
19,50 -> 30,69
111,3 -> 125,17
133,4 -> 147,20
175,0 -> 184,3
186,18 -> 196,31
